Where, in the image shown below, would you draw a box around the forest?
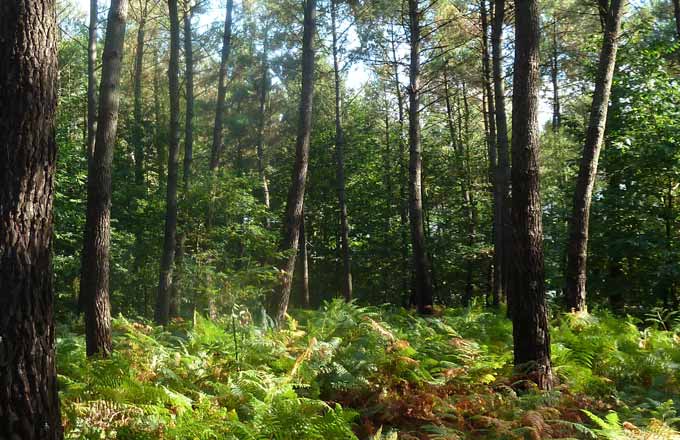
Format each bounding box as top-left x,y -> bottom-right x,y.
1,0 -> 680,437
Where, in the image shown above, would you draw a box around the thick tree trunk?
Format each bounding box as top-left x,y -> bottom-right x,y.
209,0 -> 234,172
257,24 -> 271,215
565,0 -> 624,312
331,0 -> 353,301
156,0 -> 181,325
268,0 -> 317,325
0,0 -> 62,435
183,6 -> 194,189
408,0 -> 434,313
510,0 -> 553,391
81,0 -> 128,356
492,0 -> 512,309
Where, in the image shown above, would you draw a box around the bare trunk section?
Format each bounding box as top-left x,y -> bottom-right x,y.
81,0 -> 128,356
565,0 -> 624,312
209,0 -> 234,172
268,0 -> 317,325
257,24 -> 271,216
492,0 -> 512,309
183,6 -> 194,189
481,0 -> 499,306
408,0 -> 434,313
0,0 -> 62,435
510,0 -> 553,391
156,0 -> 181,325
331,0 -> 353,301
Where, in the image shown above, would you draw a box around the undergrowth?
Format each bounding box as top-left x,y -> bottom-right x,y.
57,301 -> 680,439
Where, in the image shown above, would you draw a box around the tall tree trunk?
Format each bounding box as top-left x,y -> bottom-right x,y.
389,24 -> 411,297
408,0 -> 434,313
331,0 -> 353,301
81,0 -> 128,356
209,0 -> 234,172
492,0 -> 512,309
481,0 -> 499,307
132,4 -> 147,294
257,23 -> 271,215
79,0 -> 99,314
300,209 -> 310,308
268,0 -> 317,325
551,19 -> 561,132
510,0 -> 553,391
673,0 -> 680,38
156,0 -> 181,325
0,0 -> 62,435
183,5 -> 194,189
153,43 -> 165,188
565,0 -> 624,312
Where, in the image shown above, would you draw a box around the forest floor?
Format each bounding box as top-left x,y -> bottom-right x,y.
57,300 -> 680,439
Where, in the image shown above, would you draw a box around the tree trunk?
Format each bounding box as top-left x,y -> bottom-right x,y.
389,24 -> 411,297
300,209 -> 310,308
551,19 -> 561,132
81,0 -> 128,356
183,5 -> 194,189
510,0 -> 553,391
565,0 -> 624,312
408,0 -> 434,313
674,0 -> 680,38
492,0 -> 512,310
268,0 -> 317,325
257,23 -> 271,216
79,0 -> 98,314
209,0 -> 234,172
0,0 -> 62,435
156,0 -> 181,325
153,43 -> 165,188
331,0 -> 353,301
169,232 -> 184,317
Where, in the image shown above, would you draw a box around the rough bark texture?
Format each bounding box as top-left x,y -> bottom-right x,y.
0,0 -> 62,436
257,24 -> 271,215
492,0 -> 512,308
510,0 -> 553,391
331,0 -> 353,301
481,0 -> 498,306
81,0 -> 128,357
183,6 -> 194,189
209,0 -> 234,172
565,0 -> 624,312
156,0 -> 181,325
408,0 -> 434,313
268,0 -> 317,325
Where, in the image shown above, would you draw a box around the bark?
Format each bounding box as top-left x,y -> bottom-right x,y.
257,23 -> 271,215
481,0 -> 499,306
565,0 -> 624,312
0,0 -> 62,435
510,0 -> 553,391
81,0 -> 128,357
183,5 -> 194,189
408,0 -> 434,313
674,0 -> 680,38
389,23 -> 411,296
551,19 -> 561,132
331,0 -> 353,301
79,0 -> 98,314
300,210 -> 310,308
492,0 -> 512,308
209,0 -> 234,172
268,0 -> 317,325
156,0 -> 181,325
